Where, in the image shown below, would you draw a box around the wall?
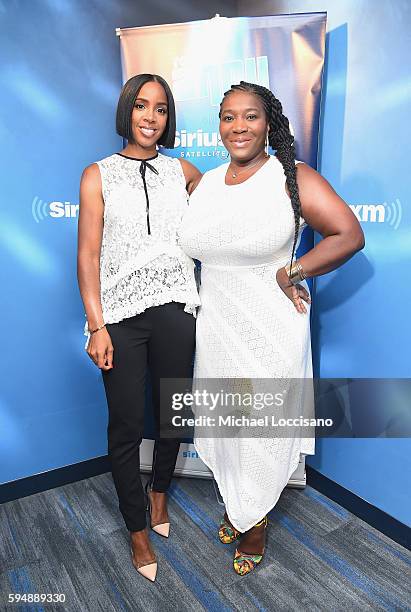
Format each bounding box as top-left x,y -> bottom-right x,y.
0,0 -> 237,484
236,0 -> 411,526
2,0 -> 410,528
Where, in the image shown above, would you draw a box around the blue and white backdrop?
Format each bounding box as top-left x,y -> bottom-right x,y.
1,0 -> 409,528
113,13 -> 326,480
0,12 -> 325,486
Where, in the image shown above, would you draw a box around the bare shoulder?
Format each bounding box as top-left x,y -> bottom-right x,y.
80,163 -> 102,198
178,158 -> 203,194
296,161 -> 322,182
295,162 -> 335,193
81,162 -> 101,184
293,161 -> 356,234
79,163 -> 103,217
178,158 -> 201,178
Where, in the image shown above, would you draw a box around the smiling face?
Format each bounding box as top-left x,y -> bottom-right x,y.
130,80 -> 168,150
219,90 -> 268,163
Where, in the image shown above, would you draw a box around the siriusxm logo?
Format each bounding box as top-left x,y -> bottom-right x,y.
175,129 -> 223,148
172,55 -> 269,105
349,199 -> 402,229
182,450 -> 199,459
31,196 -> 79,222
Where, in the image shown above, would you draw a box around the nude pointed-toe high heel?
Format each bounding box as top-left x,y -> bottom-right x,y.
145,481 -> 171,538
138,563 -> 157,582
130,546 -> 157,582
130,542 -> 158,582
151,522 -> 170,538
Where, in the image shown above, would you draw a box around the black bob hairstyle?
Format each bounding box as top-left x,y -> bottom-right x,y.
115,73 -> 176,148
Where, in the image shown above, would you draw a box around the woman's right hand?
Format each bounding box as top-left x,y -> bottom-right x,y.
276,267 -> 311,314
86,327 -> 114,370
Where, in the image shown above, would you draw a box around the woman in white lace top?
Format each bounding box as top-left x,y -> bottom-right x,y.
77,74 -> 201,582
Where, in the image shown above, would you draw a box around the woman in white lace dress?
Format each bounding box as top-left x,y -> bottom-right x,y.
77,74 -> 201,582
179,81 -> 364,575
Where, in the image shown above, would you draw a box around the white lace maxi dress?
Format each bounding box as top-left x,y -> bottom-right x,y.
178,156 -> 315,532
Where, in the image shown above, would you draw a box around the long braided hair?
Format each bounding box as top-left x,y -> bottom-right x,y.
219,81 -> 302,269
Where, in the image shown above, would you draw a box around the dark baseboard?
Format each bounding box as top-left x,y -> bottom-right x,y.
306,466 -> 410,550
0,456 -> 110,504
1,458 -> 409,550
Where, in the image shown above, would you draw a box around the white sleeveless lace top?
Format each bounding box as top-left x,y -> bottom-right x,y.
84,151 -> 200,339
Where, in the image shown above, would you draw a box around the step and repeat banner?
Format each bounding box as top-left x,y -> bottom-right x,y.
117,14 -> 326,482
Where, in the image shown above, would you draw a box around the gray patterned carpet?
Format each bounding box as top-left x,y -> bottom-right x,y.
1,474 -> 410,611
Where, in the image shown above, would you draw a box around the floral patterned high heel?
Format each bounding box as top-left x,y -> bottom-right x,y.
233,515 -> 268,576
218,514 -> 241,544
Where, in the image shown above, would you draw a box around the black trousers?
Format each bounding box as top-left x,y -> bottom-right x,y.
102,302 -> 195,532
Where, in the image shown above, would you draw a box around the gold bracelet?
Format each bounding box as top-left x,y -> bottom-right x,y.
88,323 -> 106,335
296,261 -> 306,280
285,260 -> 306,285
